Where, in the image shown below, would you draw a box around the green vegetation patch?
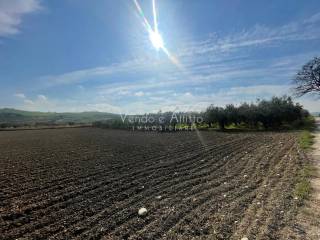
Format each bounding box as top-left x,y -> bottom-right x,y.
298,131 -> 315,150
294,165 -> 315,200
294,130 -> 316,201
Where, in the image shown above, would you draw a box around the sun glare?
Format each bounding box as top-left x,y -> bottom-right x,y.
133,0 -> 181,67
149,30 -> 164,50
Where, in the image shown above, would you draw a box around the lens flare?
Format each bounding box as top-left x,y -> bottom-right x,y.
152,0 -> 158,33
149,31 -> 163,50
133,0 -> 182,68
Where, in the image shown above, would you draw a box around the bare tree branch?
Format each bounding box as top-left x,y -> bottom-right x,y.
294,57 -> 320,96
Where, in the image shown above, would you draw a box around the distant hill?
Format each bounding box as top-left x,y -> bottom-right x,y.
0,108 -> 119,125
311,112 -> 320,117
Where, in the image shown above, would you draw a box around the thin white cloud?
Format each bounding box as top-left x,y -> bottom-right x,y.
14,93 -> 26,99
23,99 -> 34,105
117,90 -> 130,96
134,91 -> 145,97
304,12 -> 320,24
95,54 -> 308,96
16,94 -> 50,110
182,12 -> 320,57
14,92 -> 40,106
13,84 -> 320,114
37,94 -> 47,101
18,96 -> 121,113
117,84 -> 320,114
297,97 -> 320,112
0,0 -> 41,37
39,57 -> 166,86
184,92 -> 193,97
225,85 -> 290,97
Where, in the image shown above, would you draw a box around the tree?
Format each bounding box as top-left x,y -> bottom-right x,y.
294,57 -> 320,96
238,103 -> 260,128
205,105 -> 226,130
225,104 -> 240,125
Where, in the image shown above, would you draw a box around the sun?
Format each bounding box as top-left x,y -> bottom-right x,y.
133,0 -> 181,67
149,30 -> 164,50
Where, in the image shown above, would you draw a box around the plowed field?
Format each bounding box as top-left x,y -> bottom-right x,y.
0,128 -> 307,239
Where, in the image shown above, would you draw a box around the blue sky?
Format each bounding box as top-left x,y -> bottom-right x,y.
0,0 -> 320,114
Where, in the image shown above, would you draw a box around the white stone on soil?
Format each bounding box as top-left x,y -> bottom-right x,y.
138,207 -> 148,216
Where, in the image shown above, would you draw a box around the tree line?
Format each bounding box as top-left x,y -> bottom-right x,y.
204,96 -> 311,130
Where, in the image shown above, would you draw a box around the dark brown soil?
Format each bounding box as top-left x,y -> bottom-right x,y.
0,128 -> 307,239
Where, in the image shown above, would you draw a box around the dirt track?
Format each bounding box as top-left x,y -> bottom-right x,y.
0,128 -> 308,239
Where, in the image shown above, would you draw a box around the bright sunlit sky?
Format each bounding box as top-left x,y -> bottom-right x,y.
1,0 -> 320,114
